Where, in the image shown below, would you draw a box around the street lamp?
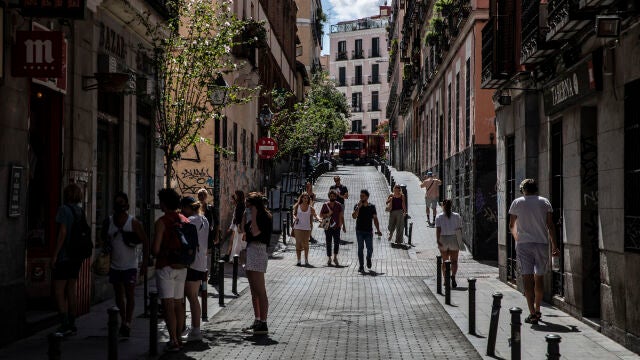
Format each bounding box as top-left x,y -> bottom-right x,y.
209,74 -> 228,106
258,104 -> 273,127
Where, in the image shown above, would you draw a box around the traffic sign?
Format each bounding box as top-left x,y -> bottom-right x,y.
391,130 -> 398,139
256,137 -> 278,159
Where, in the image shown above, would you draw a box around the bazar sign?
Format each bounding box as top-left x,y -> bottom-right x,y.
12,31 -> 64,78
21,0 -> 86,19
543,53 -> 602,115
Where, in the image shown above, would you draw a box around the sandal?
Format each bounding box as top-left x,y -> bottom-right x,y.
524,313 -> 539,324
535,311 -> 542,321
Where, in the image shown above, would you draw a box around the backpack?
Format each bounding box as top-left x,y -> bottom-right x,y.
65,205 -> 93,260
170,219 -> 199,267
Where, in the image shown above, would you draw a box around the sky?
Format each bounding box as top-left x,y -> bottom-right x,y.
320,0 -> 384,55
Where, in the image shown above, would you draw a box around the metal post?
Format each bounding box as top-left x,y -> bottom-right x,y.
408,222 -> 413,245
510,307 -> 522,360
200,276 -> 208,321
486,292 -> 503,357
232,255 -> 239,295
107,306 -> 119,360
47,333 -> 63,360
545,334 -> 562,360
436,255 -> 442,295
218,260 -> 225,306
143,241 -> 149,317
149,292 -> 158,356
444,260 -> 452,305
468,278 -> 477,335
282,219 -> 287,244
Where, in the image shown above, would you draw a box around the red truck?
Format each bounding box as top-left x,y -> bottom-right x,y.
339,134 -> 385,165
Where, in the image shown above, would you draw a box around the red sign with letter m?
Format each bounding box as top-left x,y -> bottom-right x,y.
12,31 -> 64,78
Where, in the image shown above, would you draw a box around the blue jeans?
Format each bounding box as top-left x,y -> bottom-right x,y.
356,231 -> 373,268
325,228 -> 341,257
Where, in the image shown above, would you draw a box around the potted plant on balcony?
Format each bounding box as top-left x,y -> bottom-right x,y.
430,16 -> 446,33
425,30 -> 438,46
434,0 -> 454,16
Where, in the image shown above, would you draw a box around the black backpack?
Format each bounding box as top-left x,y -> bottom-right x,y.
66,205 -> 93,260
171,219 -> 199,267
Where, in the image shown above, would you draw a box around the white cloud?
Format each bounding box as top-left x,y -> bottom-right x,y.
326,0 -> 381,22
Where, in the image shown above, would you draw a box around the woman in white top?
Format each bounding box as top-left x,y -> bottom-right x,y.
435,199 -> 463,288
179,196 -> 210,342
292,192 -> 320,267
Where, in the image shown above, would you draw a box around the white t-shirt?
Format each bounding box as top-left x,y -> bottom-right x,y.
108,215 -> 139,271
435,212 -> 462,235
293,205 -> 312,231
188,215 -> 210,272
508,195 -> 553,244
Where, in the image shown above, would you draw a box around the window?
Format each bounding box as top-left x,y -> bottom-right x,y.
625,79 -> 640,252
351,92 -> 362,112
354,66 -> 362,85
339,67 -> 346,86
233,123 -> 238,161
447,83 -> 452,155
466,59 -> 471,146
371,37 -> 380,57
351,119 -> 362,133
241,128 -> 247,165
223,116 -> 228,158
250,132 -> 255,168
371,118 -> 379,132
354,39 -> 363,59
371,91 -> 379,111
456,72 -> 460,151
338,41 -> 347,60
371,64 -> 379,84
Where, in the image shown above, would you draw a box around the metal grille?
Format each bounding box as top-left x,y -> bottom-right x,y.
505,136 -> 517,283
625,80 -> 640,252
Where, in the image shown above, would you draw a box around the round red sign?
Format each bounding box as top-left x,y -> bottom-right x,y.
391,130 -> 398,139
256,137 -> 278,159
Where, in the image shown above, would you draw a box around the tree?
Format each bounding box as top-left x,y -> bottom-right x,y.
270,72 -> 350,158
124,0 -> 260,187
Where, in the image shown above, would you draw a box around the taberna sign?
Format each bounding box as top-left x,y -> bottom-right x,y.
20,0 -> 86,19
543,51 -> 603,116
12,31 -> 64,78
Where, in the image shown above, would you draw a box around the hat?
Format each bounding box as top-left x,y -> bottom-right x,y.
426,171 -> 433,176
180,196 -> 199,207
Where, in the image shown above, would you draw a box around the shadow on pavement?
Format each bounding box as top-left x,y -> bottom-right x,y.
531,321 -> 581,333
452,287 -> 469,291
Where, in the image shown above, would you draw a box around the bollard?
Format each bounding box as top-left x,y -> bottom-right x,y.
510,307 -> 523,360
546,334 -> 562,360
408,222 -> 413,245
232,255 -> 239,295
282,219 -> 287,244
468,278 -> 477,335
107,306 -> 120,360
436,255 -> 443,295
47,332 -> 63,360
201,276 -> 208,321
149,292 -> 158,356
444,260 -> 452,305
218,260 -> 225,306
486,292 -> 504,357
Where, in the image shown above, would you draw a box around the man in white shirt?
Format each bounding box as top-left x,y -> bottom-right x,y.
508,179 -> 559,325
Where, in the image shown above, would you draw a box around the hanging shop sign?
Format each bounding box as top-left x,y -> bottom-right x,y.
543,52 -> 603,116
12,30 -> 64,78
20,0 -> 86,19
256,137 -> 278,159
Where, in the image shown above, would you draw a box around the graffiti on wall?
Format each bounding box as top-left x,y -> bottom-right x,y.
174,167 -> 214,195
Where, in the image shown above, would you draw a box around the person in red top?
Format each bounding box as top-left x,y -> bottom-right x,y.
152,188 -> 188,352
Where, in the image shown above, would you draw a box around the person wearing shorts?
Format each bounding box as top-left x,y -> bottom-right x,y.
509,179 -> 559,325
435,200 -> 463,288
420,171 -> 442,226
153,188 -> 189,352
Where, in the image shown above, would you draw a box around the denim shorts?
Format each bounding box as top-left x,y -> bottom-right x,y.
516,242 -> 549,275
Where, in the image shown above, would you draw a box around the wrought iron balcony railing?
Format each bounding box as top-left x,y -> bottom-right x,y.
352,49 -> 365,59
368,75 -> 381,84
521,0 -> 556,65
546,0 -> 589,41
336,51 -> 348,61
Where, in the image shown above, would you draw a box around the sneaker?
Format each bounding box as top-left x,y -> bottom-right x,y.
327,258 -> 332,266
333,256 -> 339,266
164,342 -> 181,353
242,320 -> 260,333
119,324 -> 131,338
181,327 -> 190,339
253,321 -> 268,335
366,257 -> 372,269
358,266 -> 365,273
185,329 -> 202,342
524,314 -> 539,325
451,277 -> 457,289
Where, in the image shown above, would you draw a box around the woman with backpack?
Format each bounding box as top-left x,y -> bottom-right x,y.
241,192 -> 272,335
52,183 -> 88,336
179,196 -> 210,342
435,199 -> 463,288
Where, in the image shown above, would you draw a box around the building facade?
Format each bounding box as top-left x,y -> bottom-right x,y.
329,5 -> 391,134
483,0 -> 640,352
295,0 -> 324,75
386,0 -> 498,259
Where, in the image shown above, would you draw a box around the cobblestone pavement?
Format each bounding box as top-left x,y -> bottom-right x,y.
165,165 -> 481,360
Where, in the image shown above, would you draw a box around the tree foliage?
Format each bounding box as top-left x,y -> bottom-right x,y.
270,72 -> 350,157
124,0 -> 260,187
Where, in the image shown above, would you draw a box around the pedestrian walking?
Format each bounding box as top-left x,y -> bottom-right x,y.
329,176 -> 348,234
320,190 -> 344,266
508,179 -> 559,324
52,183 -> 88,336
292,192 -> 320,267
352,189 -> 383,273
179,196 -> 210,342
420,171 -> 442,226
435,200 -> 463,288
103,192 -> 148,338
152,188 -> 189,352
241,192 -> 273,335
223,190 -> 246,262
386,184 -> 407,244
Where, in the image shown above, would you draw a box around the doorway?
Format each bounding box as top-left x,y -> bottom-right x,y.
551,120 -> 564,297
505,135 -> 517,283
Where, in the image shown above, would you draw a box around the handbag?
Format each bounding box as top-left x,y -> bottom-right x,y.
319,217 -> 331,230
385,200 -> 392,212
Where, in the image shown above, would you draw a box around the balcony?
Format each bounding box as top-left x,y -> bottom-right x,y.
336,51 -> 348,61
369,48 -> 381,58
368,103 -> 381,112
521,0 -> 556,65
352,49 -> 365,59
546,0 -> 590,41
351,105 -> 363,113
368,75 -> 381,84
481,14 -> 515,89
351,76 -> 364,86
337,78 -> 347,87
580,0 -> 616,7
145,0 -> 174,19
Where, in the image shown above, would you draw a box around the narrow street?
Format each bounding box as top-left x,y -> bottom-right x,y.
165,165 -> 481,359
